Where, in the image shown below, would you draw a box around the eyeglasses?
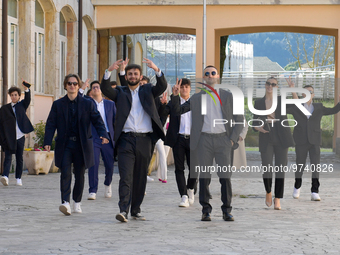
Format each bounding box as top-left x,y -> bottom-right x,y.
303,90 -> 314,94
92,86 -> 100,90
204,71 -> 217,77
67,82 -> 78,86
265,82 -> 277,87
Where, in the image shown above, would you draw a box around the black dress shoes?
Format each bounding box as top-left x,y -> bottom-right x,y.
201,213 -> 211,221
116,212 -> 128,222
223,212 -> 234,221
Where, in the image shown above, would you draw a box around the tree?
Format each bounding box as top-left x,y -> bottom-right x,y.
284,33 -> 334,69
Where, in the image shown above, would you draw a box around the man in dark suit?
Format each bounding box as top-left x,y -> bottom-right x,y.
287,83 -> 340,201
80,80 -> 116,200
100,58 -> 167,222
160,78 -> 197,207
172,66 -> 244,221
0,81 -> 34,186
44,74 -> 109,216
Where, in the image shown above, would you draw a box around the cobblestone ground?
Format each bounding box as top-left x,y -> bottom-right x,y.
1,152 -> 340,254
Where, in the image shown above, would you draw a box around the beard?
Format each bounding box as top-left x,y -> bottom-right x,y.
127,78 -> 140,86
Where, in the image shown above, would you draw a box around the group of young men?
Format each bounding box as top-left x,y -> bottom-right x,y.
1,60 -> 339,222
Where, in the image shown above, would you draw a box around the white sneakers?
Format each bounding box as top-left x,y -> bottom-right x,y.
179,195 -> 189,207
1,176 -> 22,186
105,184 -> 112,198
16,178 -> 22,186
73,202 -> 82,213
187,189 -> 195,205
59,202 -> 72,215
292,188 -> 321,201
292,188 -> 300,199
88,193 -> 96,200
311,192 -> 321,201
147,176 -> 154,182
0,176 -> 9,186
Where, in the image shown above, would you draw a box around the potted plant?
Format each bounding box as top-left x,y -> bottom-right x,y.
23,121 -> 56,174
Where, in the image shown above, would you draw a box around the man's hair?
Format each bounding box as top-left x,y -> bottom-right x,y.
125,64 -> 142,74
303,85 -> 314,90
90,80 -> 100,89
63,74 -> 81,90
110,81 -> 117,87
204,65 -> 218,72
8,86 -> 21,95
180,78 -> 191,86
141,76 -> 150,83
266,76 -> 278,82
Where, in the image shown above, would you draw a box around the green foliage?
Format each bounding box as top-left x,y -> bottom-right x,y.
284,61 -> 299,71
32,121 -> 55,150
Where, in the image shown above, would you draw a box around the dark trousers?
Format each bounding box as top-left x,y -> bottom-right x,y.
173,136 -> 197,197
261,143 -> 287,199
60,140 -> 85,203
197,133 -> 232,214
88,139 -> 114,193
117,134 -> 152,215
295,143 -> 320,193
3,136 -> 25,178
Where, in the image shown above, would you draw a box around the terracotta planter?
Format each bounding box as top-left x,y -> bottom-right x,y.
23,151 -> 54,175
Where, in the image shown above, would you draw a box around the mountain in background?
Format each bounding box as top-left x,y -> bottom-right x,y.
229,32 -> 334,69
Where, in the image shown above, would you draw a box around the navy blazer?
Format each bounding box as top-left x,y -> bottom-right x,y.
91,99 -> 116,147
0,90 -> 34,152
100,73 -> 167,143
43,94 -> 109,169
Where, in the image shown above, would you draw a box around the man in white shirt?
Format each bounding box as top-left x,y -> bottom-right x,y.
100,58 -> 167,222
0,81 -> 34,186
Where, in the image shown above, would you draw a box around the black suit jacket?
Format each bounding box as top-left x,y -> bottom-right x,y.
161,96 -> 184,148
172,89 -> 244,150
100,73 -> 167,143
287,102 -> 340,146
253,96 -> 295,152
0,90 -> 34,152
43,94 -> 109,169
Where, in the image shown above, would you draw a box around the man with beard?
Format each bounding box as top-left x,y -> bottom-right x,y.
100,58 -> 167,222
172,66 -> 243,221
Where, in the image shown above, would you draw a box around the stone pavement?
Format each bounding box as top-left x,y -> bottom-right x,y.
1,152 -> 340,254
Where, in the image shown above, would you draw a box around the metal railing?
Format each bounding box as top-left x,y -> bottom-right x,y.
184,67 -> 335,99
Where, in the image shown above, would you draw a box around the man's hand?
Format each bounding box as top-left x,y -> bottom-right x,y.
22,78 -> 29,90
100,137 -> 109,144
81,78 -> 91,90
160,92 -> 168,105
255,126 -> 269,134
108,59 -> 123,72
44,145 -> 51,152
120,57 -> 129,72
238,136 -> 243,142
142,58 -> 159,72
285,76 -> 295,88
172,78 -> 181,96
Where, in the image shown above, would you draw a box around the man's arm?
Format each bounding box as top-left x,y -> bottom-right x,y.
142,58 -> 167,98
322,96 -> 340,116
44,102 -> 58,151
22,80 -> 32,109
119,57 -> 129,87
100,60 -> 122,101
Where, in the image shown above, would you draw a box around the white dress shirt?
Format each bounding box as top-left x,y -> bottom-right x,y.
11,101 -> 25,140
201,89 -> 226,133
304,102 -> 314,119
95,100 -> 110,132
179,97 -> 191,135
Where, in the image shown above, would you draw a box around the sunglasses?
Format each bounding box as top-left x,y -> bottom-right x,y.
265,81 -> 277,87
67,82 -> 78,86
204,71 -> 217,76
303,90 -> 314,94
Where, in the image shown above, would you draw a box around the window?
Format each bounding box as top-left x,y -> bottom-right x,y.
60,12 -> 67,95
8,0 -> 18,87
35,0 -> 45,93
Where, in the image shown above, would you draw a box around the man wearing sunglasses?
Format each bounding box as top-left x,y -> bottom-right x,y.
44,74 -> 109,216
171,66 -> 244,222
286,80 -> 340,201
